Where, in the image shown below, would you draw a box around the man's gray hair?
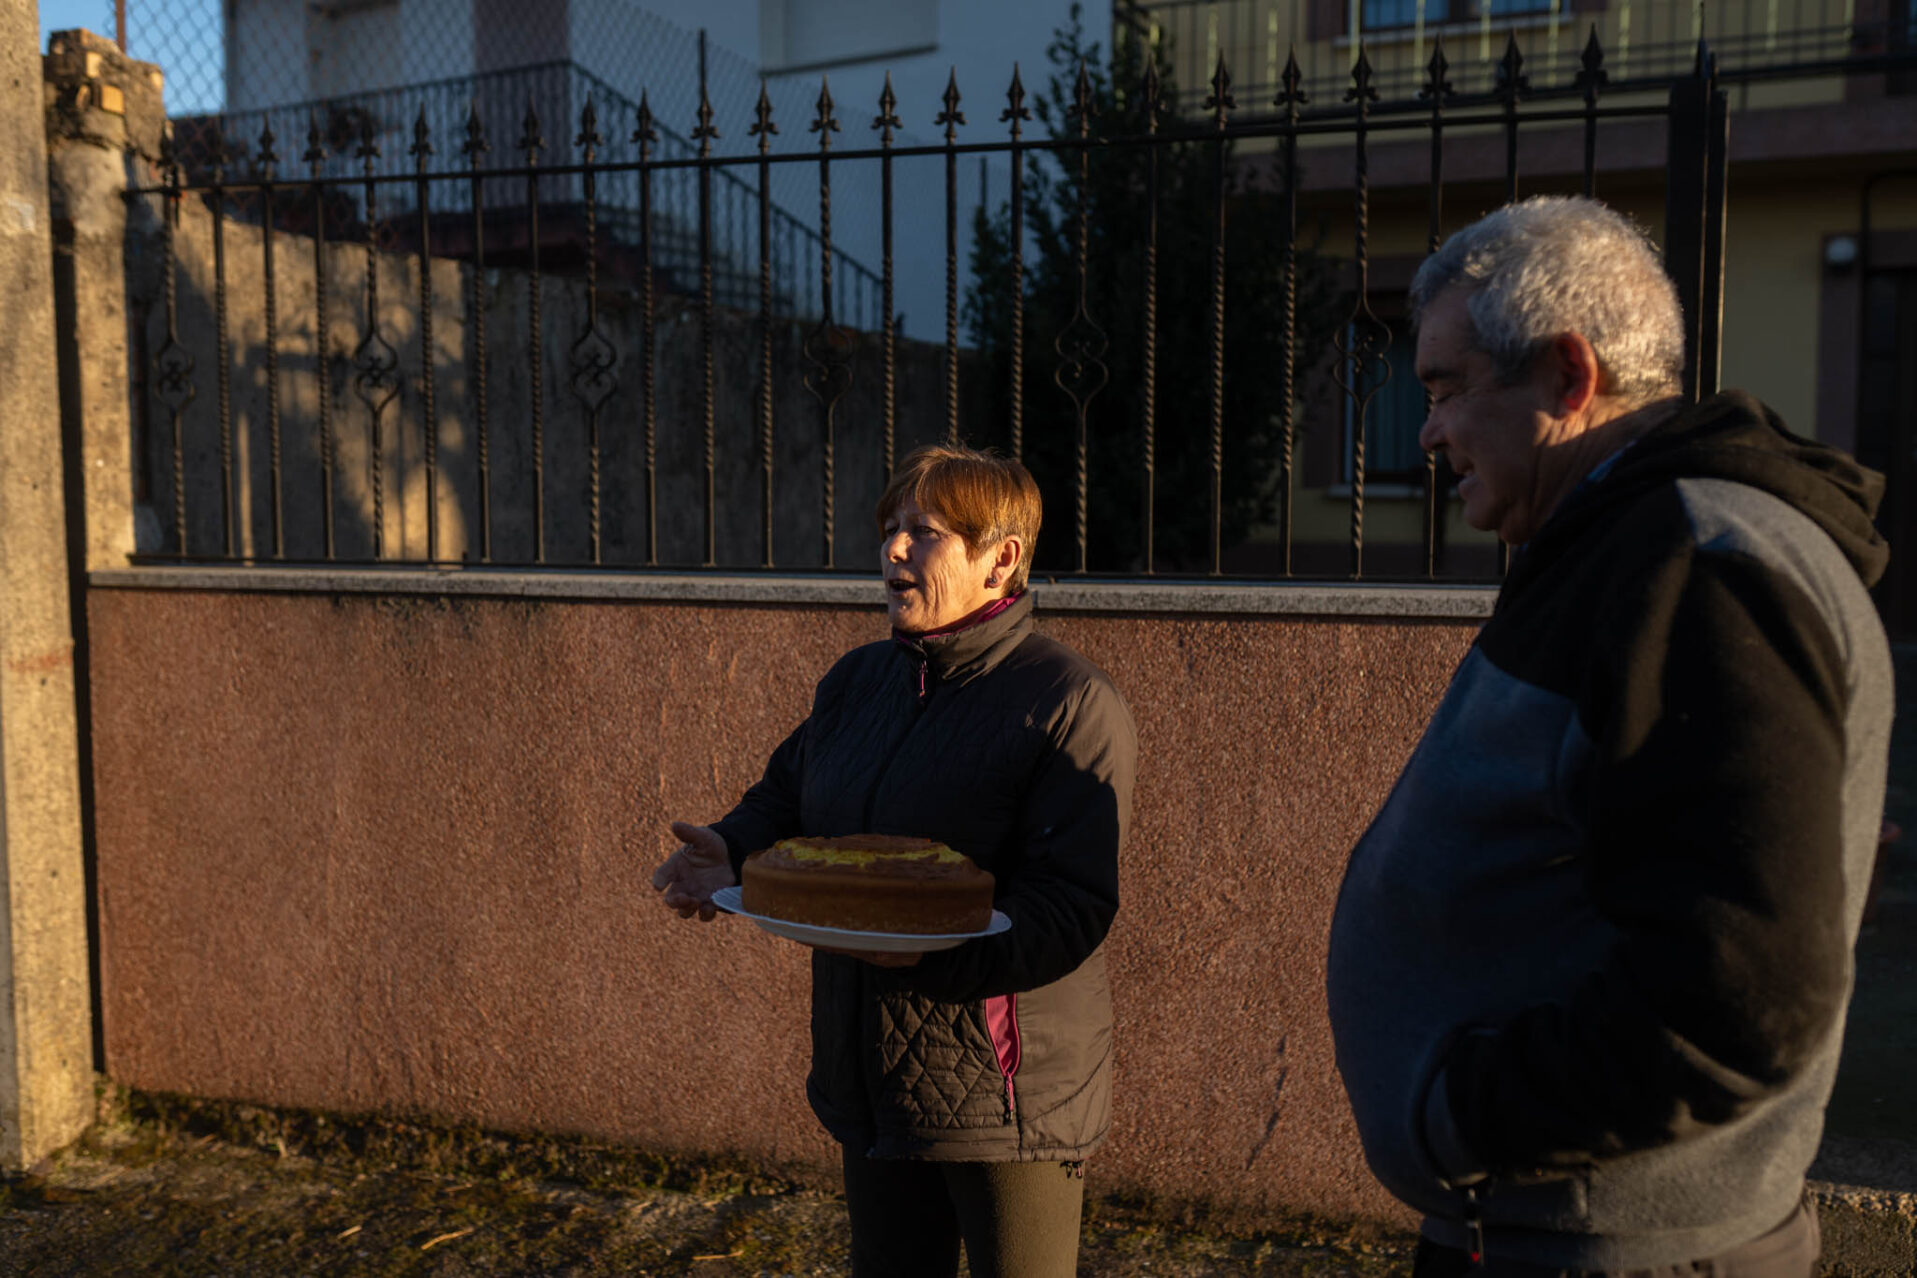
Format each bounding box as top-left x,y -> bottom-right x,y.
1409,196 -> 1684,403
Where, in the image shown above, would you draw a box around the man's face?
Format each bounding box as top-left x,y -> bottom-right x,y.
1415,285 -> 1565,545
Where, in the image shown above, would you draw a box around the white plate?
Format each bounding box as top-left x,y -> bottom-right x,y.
709,886 -> 1010,953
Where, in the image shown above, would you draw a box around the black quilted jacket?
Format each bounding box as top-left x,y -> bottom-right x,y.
711,592 -> 1137,1161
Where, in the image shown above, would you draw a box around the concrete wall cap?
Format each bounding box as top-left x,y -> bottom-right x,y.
89,566 -> 1499,619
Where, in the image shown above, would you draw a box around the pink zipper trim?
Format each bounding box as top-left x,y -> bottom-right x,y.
984,993 -> 1021,1116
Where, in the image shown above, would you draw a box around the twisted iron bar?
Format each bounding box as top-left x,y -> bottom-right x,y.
464,102 -> 491,562
258,121 -> 284,558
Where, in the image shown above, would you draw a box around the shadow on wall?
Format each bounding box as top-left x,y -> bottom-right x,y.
129,190 -> 997,569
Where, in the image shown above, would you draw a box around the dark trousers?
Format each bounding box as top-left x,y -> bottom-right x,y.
1412,1200 -> 1820,1278
841,1147 -> 1086,1278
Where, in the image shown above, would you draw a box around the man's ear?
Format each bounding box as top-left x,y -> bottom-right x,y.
1547,331 -> 1603,416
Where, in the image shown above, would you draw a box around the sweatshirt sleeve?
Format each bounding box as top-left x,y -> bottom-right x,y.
898,675 -> 1139,1005
1427,547 -> 1856,1178
709,718 -> 809,881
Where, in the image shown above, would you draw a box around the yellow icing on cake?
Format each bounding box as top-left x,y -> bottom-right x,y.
776,840 -> 965,867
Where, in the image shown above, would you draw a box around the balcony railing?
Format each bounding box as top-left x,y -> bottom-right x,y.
1120,0 -> 1915,110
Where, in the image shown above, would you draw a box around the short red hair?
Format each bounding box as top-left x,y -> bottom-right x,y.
875,445 -> 1044,594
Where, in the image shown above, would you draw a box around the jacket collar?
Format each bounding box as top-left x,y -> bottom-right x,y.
894,591 -> 1034,687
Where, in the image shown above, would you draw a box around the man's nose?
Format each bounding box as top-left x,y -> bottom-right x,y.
1416,412 -> 1443,454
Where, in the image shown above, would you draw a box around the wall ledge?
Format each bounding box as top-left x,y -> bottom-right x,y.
89,566 -> 1499,620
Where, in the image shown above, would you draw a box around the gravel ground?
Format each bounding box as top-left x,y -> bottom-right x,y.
0,1089 -> 1414,1277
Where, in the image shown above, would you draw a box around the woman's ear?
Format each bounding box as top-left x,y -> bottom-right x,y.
987,537 -> 1022,589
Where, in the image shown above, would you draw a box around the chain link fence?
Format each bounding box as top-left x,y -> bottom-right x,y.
113,0 -> 901,327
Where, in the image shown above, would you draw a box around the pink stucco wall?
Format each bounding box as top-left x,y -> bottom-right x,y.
86,587 -> 1476,1223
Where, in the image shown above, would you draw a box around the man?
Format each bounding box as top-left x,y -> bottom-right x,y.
1327,196 -> 1891,1277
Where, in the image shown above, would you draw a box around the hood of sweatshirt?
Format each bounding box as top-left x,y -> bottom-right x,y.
1508,390 -> 1888,601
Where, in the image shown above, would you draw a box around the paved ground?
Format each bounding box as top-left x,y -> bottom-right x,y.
1823,647 -> 1917,1148
5,651 -> 1915,1277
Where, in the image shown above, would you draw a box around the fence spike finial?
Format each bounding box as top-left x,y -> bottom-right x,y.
1577,25 -> 1609,92
356,111 -> 379,163
302,112 -> 324,168
632,90 -> 657,149
1002,63 -> 1032,138
1347,44 -> 1377,104
874,71 -> 901,141
1420,36 -> 1452,101
410,105 -> 432,161
751,80 -> 779,151
1496,32 -> 1530,102
575,95 -> 601,155
463,99 -> 488,157
810,76 -> 840,147
1693,35 -> 1717,81
1203,52 -> 1233,122
1141,56 -> 1162,126
693,78 -> 719,155
1278,46 -> 1308,109
519,96 -> 543,157
257,119 -> 278,170
936,67 -> 965,140
1071,59 -> 1097,129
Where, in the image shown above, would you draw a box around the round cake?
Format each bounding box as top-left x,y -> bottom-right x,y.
741,835 -> 995,934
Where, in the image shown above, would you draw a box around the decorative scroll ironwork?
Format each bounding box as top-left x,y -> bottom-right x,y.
569,98 -> 617,565
802,78 -> 853,569
351,115 -> 399,559
1054,62 -> 1109,575
121,29 -> 1779,583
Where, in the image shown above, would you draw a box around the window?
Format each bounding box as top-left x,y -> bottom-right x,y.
1360,0 -> 1553,32
1342,323 -> 1428,483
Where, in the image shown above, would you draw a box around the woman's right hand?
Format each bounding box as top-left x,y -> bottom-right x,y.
652,821 -> 733,922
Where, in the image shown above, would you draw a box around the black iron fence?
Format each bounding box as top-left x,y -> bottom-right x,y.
127,28 -> 1901,579
1124,0 -> 1917,109
168,60 -> 885,331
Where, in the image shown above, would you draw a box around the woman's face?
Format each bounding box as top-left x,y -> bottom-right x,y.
880,498 -> 1002,635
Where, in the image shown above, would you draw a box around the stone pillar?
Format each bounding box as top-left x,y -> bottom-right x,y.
43,28 -> 165,571
0,3 -> 93,1169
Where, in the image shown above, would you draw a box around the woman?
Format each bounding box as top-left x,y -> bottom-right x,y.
652,443 -> 1137,1278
